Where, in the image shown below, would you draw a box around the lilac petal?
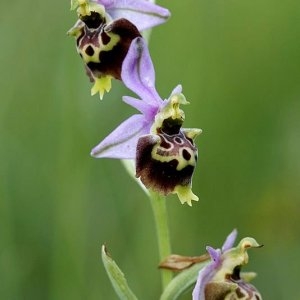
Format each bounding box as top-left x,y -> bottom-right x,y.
121,37 -> 162,105
192,250 -> 220,300
91,114 -> 151,159
207,246 -> 221,263
192,267 -> 207,300
192,247 -> 223,300
123,96 -> 158,121
222,229 -> 238,252
96,0 -> 170,31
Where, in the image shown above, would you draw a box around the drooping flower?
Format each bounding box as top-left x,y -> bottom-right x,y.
91,37 -> 202,205
68,0 -> 170,98
192,229 -> 263,300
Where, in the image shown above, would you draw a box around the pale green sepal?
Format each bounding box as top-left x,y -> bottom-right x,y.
160,261 -> 209,300
101,245 -> 138,300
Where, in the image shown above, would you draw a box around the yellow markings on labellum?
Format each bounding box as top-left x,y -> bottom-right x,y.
80,33 -> 120,64
98,32 -> 121,60
91,75 -> 113,99
151,133 -> 196,171
74,18 -> 121,65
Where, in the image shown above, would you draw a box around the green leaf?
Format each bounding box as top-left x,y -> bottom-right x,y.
101,245 -> 138,300
160,262 -> 208,300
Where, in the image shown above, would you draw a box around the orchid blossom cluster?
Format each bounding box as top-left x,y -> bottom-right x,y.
68,1 -> 263,299
69,0 -> 200,206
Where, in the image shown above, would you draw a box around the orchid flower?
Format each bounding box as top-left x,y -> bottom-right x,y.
192,229 -> 263,300
68,0 -> 170,99
91,37 -> 202,206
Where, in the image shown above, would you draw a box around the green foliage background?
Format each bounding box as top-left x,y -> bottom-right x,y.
1,0 -> 300,299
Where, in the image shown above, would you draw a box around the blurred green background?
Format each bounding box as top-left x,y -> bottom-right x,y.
1,0 -> 300,299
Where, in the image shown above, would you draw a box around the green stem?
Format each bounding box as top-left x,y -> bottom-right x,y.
121,161 -> 173,289
149,191 -> 173,289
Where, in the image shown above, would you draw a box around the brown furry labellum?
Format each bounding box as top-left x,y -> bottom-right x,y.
136,130 -> 198,195
73,12 -> 141,81
68,8 -> 141,98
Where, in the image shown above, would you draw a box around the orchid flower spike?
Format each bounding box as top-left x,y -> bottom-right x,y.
91,37 -> 202,206
68,0 -> 170,99
192,229 -> 263,300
